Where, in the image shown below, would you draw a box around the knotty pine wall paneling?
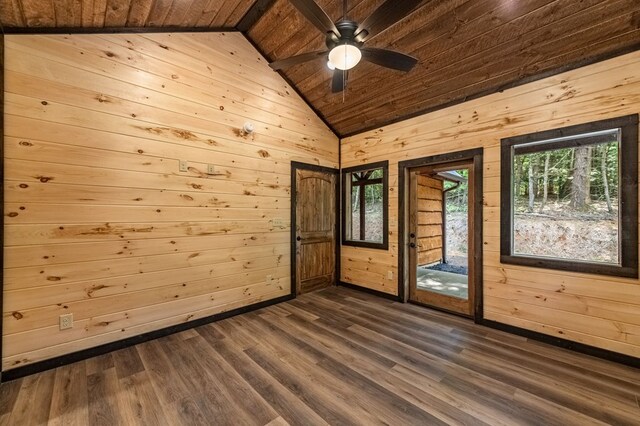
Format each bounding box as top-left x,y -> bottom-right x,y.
2,32 -> 338,371
341,51 -> 640,358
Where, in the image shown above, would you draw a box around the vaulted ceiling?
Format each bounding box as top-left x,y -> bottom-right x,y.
2,0 -> 640,136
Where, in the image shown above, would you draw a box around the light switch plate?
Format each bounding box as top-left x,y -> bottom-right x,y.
387,271 -> 394,280
207,164 -> 215,174
273,218 -> 283,227
179,160 -> 188,172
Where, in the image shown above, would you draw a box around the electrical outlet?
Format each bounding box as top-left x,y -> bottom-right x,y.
266,274 -> 273,284
273,218 -> 283,227
179,160 -> 188,172
59,313 -> 73,330
387,270 -> 394,280
207,164 -> 215,174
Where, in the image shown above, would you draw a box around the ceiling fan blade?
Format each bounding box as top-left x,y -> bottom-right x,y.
269,50 -> 328,70
361,48 -> 418,72
331,69 -> 347,93
355,0 -> 423,42
290,0 -> 341,37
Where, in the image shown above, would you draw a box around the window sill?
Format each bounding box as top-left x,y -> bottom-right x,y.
342,240 -> 389,250
499,254 -> 638,279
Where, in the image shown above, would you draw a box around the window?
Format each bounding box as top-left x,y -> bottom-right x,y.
500,115 -> 638,278
342,161 -> 389,249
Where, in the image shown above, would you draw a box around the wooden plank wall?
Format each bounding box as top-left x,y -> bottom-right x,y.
2,32 -> 338,371
341,51 -> 640,357
416,175 -> 443,266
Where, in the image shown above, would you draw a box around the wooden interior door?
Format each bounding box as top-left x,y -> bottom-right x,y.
294,165 -> 338,295
408,161 -> 476,317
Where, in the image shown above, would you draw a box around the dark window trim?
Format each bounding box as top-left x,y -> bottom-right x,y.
341,161 -> 389,250
500,114 -> 639,278
513,132 -> 618,155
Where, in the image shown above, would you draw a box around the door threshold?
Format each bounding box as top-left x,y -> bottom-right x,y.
408,297 -> 475,321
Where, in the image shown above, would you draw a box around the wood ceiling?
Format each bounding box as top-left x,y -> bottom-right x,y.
0,0 -> 255,27
1,0 -> 640,136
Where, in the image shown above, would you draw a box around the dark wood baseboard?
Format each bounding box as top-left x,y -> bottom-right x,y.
338,281 -> 639,369
480,319 -> 640,369
1,294 -> 294,382
337,281 -> 402,302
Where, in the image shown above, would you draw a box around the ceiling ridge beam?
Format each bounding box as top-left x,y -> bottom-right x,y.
237,0 -> 278,33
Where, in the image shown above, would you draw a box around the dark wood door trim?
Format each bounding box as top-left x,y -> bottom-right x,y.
398,148 -> 484,322
290,161 -> 340,297
0,33 -> 4,382
408,161 -> 475,317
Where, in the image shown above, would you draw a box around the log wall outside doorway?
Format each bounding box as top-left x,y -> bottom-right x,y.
416,175 -> 443,266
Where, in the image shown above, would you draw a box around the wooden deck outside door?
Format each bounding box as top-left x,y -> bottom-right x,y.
408,161 -> 476,317
294,164 -> 337,295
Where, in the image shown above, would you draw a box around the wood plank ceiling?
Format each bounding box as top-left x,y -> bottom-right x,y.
0,0 -> 255,28
1,0 -> 640,136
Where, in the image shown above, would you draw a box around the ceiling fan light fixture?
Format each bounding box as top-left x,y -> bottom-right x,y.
328,44 -> 361,70
327,60 -> 336,70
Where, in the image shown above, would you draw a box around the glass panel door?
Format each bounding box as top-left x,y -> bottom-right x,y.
408,161 -> 475,317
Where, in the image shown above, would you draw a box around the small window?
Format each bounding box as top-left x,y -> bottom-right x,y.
500,115 -> 638,278
342,161 -> 389,249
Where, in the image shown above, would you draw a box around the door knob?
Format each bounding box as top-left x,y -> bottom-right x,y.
296,236 -> 301,241
409,242 -> 416,248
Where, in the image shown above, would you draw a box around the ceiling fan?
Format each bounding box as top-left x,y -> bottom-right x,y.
268,0 -> 422,93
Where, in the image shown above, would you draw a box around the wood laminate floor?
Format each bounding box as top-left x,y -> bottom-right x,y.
1,286 -> 639,425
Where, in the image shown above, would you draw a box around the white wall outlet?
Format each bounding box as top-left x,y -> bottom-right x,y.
179,160 -> 188,172
207,164 -> 215,174
59,313 -> 73,330
387,270 -> 394,280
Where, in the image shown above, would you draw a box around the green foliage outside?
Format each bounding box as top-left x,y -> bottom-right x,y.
351,168 -> 384,213
513,141 -> 618,216
444,169 -> 469,214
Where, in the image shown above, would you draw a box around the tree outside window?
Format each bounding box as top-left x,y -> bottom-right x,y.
342,161 -> 389,249
500,115 -> 638,278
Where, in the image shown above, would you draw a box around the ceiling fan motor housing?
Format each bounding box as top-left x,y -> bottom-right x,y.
268,0 -> 420,92
326,20 -> 365,50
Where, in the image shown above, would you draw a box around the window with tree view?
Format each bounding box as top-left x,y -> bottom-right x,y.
343,161 -> 388,249
501,115 -> 638,278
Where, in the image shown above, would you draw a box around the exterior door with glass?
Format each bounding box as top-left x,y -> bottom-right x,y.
408,161 -> 476,317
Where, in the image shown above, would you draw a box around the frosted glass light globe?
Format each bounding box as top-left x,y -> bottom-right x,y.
328,44 -> 362,70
